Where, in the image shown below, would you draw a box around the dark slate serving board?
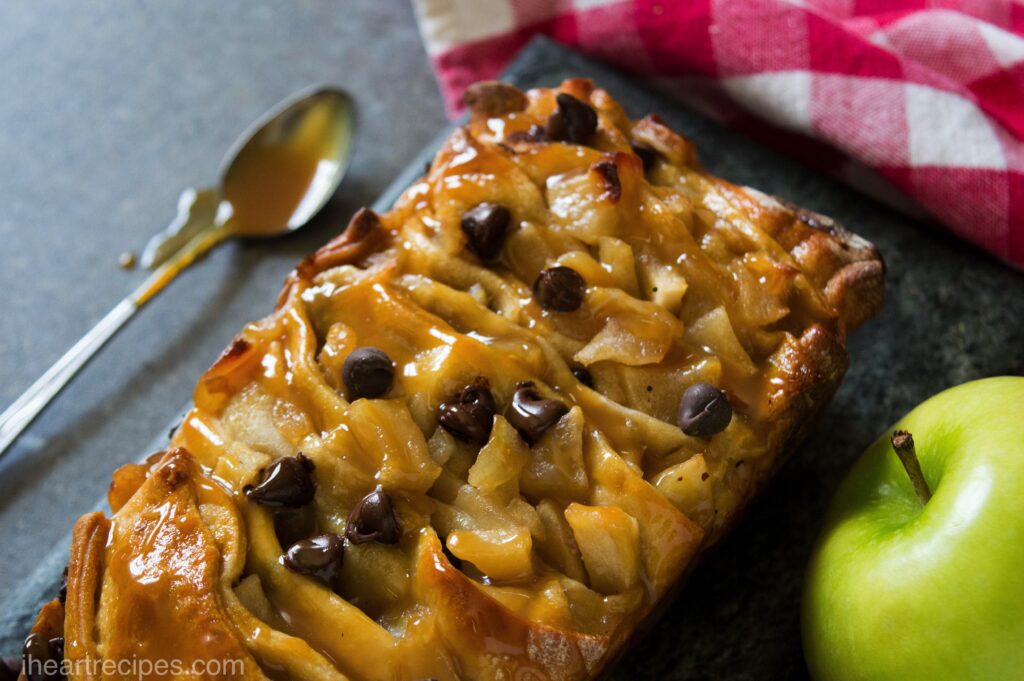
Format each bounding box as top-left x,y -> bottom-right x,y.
4,37 -> 1023,679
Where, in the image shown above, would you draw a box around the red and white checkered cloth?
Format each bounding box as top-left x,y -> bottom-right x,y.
412,0 -> 1024,269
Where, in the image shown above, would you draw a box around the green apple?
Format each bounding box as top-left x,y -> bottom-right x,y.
802,376 -> 1024,681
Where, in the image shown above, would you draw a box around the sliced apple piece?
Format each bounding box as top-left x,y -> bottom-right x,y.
574,288 -> 682,367
520,406 -> 589,502
546,169 -> 622,244
652,453 -> 715,528
596,237 -> 640,297
587,430 -> 705,594
555,249 -> 618,288
467,416 -> 529,503
686,306 -> 757,376
534,499 -> 588,584
347,398 -> 441,493
564,503 -> 640,594
446,527 -> 534,583
637,255 -> 688,314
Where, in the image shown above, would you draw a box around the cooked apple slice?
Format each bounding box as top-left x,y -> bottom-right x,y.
651,453 -> 716,528
446,527 -> 535,583
564,503 -> 640,594
520,406 -> 589,502
686,306 -> 757,376
467,416 -> 529,503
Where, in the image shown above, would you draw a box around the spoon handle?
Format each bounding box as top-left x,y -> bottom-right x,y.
0,222 -> 234,458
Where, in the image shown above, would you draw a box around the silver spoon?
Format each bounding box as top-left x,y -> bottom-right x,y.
0,85 -> 355,457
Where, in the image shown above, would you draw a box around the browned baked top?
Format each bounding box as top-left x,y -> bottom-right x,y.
31,79 -> 883,681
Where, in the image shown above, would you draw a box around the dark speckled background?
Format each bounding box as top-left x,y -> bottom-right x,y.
2,7 -> 1023,678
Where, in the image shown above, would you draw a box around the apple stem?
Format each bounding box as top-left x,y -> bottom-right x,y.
891,430 -> 931,505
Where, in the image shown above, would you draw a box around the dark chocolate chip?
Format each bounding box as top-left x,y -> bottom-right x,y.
346,488 -> 401,545
594,159 -> 621,202
244,454 -> 316,508
438,377 -> 497,445
22,633 -> 59,681
678,383 -> 733,438
571,366 -> 594,388
22,634 -> 49,665
631,142 -> 659,172
533,267 -> 586,312
0,657 -> 20,681
506,382 -> 569,444
461,203 -> 511,261
46,640 -> 62,663
58,566 -> 67,604
506,124 -> 547,143
545,93 -> 598,144
342,347 -> 394,399
283,533 -> 344,584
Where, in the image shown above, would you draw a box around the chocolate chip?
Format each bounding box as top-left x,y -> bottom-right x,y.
461,203 -> 511,261
506,124 -> 547,143
22,633 -> 60,681
346,488 -> 401,545
506,382 -> 569,444
22,635 -> 48,663
631,142 -> 658,172
438,377 -> 497,445
283,534 -> 344,584
342,347 -> 394,399
571,366 -> 594,388
58,566 -> 68,604
594,159 -> 621,202
678,383 -> 732,438
533,266 -> 586,312
545,93 -> 598,144
244,454 -> 316,508
46,640 -> 62,663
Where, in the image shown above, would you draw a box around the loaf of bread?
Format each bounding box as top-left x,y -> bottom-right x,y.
23,79 -> 884,681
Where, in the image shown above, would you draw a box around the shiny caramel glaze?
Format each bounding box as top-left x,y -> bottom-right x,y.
33,79 -> 883,681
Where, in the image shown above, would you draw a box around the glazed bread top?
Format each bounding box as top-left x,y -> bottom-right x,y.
50,79 -> 883,681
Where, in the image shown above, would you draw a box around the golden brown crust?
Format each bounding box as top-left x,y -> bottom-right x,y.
767,197 -> 886,333
295,207 -> 387,282
33,79 -> 883,681
64,512 -> 107,681
62,450 -> 264,680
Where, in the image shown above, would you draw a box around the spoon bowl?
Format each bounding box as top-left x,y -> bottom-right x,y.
221,86 -> 355,237
141,86 -> 355,269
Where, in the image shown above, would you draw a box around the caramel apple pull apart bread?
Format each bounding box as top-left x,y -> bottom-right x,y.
25,79 -> 883,681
